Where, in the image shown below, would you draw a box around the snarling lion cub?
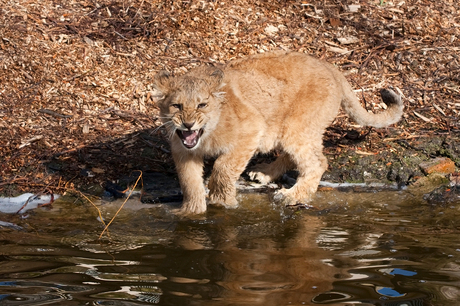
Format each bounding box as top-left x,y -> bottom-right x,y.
153,51 -> 403,214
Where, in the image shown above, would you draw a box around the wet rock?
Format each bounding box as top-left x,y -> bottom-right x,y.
140,172 -> 183,204
323,132 -> 460,190
104,181 -> 127,199
424,185 -> 460,206
411,173 -> 450,190
420,157 -> 456,175
386,162 -> 413,187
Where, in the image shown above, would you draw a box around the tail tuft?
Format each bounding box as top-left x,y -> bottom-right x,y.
379,88 -> 402,108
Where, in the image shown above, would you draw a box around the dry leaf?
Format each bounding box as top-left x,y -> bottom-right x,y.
92,167 -> 105,174
329,18 -> 342,27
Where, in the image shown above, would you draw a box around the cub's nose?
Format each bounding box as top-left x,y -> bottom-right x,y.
183,121 -> 195,130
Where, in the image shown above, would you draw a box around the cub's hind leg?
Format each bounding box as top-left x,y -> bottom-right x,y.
248,153 -> 295,184
276,138 -> 328,205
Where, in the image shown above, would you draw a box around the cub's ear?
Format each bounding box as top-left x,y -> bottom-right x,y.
208,68 -> 225,90
151,70 -> 171,104
208,68 -> 226,99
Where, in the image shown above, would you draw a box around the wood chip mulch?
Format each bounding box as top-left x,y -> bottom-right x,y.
1,0 -> 459,196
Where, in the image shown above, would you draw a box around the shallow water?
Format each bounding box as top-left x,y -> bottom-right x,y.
1,188 -> 460,306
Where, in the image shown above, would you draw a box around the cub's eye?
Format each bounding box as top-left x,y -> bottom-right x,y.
197,103 -> 208,109
171,104 -> 182,110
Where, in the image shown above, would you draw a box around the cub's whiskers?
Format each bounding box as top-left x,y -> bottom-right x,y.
152,120 -> 176,140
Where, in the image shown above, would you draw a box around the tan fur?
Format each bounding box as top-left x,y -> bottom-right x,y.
153,51 -> 403,214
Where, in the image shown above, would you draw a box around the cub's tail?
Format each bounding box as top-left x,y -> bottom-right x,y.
341,84 -> 403,128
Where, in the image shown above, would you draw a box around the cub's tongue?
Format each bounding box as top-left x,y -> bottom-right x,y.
181,130 -> 199,147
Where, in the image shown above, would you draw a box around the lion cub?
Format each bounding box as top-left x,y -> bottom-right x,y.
153,51 -> 403,214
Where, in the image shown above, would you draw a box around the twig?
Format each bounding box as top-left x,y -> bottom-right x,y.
18,135 -> 44,149
15,194 -> 34,214
433,103 -> 446,116
304,12 -> 323,20
52,145 -> 86,157
98,170 -> 143,239
355,150 -> 378,155
413,111 -> 432,122
76,190 -> 109,237
383,135 -> 426,142
0,177 -> 28,187
38,109 -> 72,118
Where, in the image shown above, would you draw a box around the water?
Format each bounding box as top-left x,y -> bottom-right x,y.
1,188 -> 460,305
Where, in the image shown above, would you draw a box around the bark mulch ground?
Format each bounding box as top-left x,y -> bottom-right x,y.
1,0 -> 459,197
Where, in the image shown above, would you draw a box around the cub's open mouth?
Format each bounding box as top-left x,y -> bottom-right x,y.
176,128 -> 204,149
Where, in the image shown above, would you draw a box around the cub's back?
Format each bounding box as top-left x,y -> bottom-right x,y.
221,51 -> 342,126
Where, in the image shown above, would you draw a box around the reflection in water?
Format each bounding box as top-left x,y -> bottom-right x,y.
92,285 -> 162,304
0,190 -> 459,305
0,280 -> 92,305
210,215 -> 338,306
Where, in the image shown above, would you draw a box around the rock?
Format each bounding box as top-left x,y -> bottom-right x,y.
411,173 -> 450,189
419,157 -> 456,175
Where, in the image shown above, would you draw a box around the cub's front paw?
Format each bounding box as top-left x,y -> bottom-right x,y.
273,188 -> 313,207
177,199 -> 207,215
208,192 -> 238,208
